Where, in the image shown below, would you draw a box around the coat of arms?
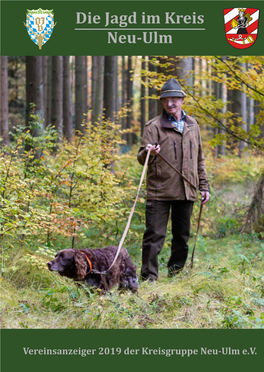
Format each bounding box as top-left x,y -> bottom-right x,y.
24,8 -> 56,50
223,8 -> 260,49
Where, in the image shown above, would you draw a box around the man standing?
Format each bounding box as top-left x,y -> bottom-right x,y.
137,78 -> 210,281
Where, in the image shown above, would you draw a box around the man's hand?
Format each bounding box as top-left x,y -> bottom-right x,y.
146,144 -> 161,156
200,191 -> 210,204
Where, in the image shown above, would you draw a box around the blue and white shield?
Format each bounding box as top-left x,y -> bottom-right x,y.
24,8 -> 56,50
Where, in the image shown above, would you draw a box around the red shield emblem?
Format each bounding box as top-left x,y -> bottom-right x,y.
224,8 -> 260,49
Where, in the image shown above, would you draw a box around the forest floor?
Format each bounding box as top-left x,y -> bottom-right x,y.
1,156 -> 264,329
1,232 -> 264,329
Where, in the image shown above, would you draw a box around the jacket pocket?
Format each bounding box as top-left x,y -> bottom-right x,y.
173,140 -> 177,159
190,140 -> 193,159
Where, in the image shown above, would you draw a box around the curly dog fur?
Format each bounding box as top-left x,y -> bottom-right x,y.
47,246 -> 139,293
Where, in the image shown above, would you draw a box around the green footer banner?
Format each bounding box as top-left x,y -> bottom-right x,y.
1,329 -> 263,372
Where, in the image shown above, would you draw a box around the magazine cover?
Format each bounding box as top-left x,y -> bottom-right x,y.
0,0 -> 263,371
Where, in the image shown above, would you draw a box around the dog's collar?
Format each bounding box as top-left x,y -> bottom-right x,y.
80,251 -> 92,274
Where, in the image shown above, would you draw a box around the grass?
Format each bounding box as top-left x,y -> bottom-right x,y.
1,233 -> 263,329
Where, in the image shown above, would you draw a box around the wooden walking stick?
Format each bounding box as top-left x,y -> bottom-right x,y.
190,200 -> 204,269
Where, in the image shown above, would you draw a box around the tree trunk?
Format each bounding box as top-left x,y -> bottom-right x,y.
226,87 -> 234,152
230,86 -> 247,156
75,56 -> 85,133
158,56 -> 175,76
214,79 -> 220,158
42,56 -> 48,128
126,56 -> 133,147
200,58 -> 207,98
241,172 -> 264,235
230,88 -> 241,152
174,57 -> 194,88
103,56 -> 117,172
92,56 -> 98,115
140,56 -> 146,136
226,60 -> 248,155
63,56 -> 72,141
84,56 -> 88,121
103,56 -> 115,122
254,101 -> 262,133
44,56 -> 52,128
194,57 -> 200,96
92,56 -> 104,125
51,56 -> 63,141
121,56 -> 126,132
214,73 -> 226,158
0,56 -> 9,145
247,97 -> 254,149
148,56 -> 158,120
218,81 -> 226,156
253,62 -> 263,138
114,56 -> 119,116
25,56 -> 44,154
238,62 -> 248,156
157,57 -> 175,114
238,90 -> 247,156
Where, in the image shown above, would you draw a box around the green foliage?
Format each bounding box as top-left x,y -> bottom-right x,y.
142,56 -> 264,152
188,150 -> 263,238
209,154 -> 263,184
0,118 -> 141,274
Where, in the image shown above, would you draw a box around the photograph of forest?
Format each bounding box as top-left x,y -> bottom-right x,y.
0,56 -> 263,329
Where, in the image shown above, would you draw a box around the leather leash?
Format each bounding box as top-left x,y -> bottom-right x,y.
91,146 -> 204,275
190,203 -> 203,269
156,152 -> 197,190
91,147 -> 152,276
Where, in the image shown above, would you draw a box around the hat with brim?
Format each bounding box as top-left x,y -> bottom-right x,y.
160,78 -> 186,99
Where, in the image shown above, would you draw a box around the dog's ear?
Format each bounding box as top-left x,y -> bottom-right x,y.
74,251 -> 87,280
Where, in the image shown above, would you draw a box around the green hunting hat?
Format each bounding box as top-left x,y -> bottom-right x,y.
160,78 -> 186,99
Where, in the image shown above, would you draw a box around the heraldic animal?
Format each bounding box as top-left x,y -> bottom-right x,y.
47,246 -> 139,294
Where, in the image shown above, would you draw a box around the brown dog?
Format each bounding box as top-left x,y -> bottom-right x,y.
47,246 -> 139,293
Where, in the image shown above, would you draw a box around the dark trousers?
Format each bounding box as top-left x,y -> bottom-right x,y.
141,200 -> 194,280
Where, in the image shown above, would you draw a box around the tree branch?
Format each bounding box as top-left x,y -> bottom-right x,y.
187,89 -> 256,147
215,56 -> 264,98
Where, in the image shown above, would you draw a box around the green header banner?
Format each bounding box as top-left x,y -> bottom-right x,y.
1,329 -> 264,372
0,0 -> 263,55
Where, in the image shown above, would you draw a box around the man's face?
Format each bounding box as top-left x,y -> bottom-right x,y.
161,97 -> 184,116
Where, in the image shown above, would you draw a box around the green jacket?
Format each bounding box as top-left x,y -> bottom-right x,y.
137,111 -> 210,201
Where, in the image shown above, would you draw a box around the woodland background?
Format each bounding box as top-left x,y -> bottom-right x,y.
0,56 -> 263,329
